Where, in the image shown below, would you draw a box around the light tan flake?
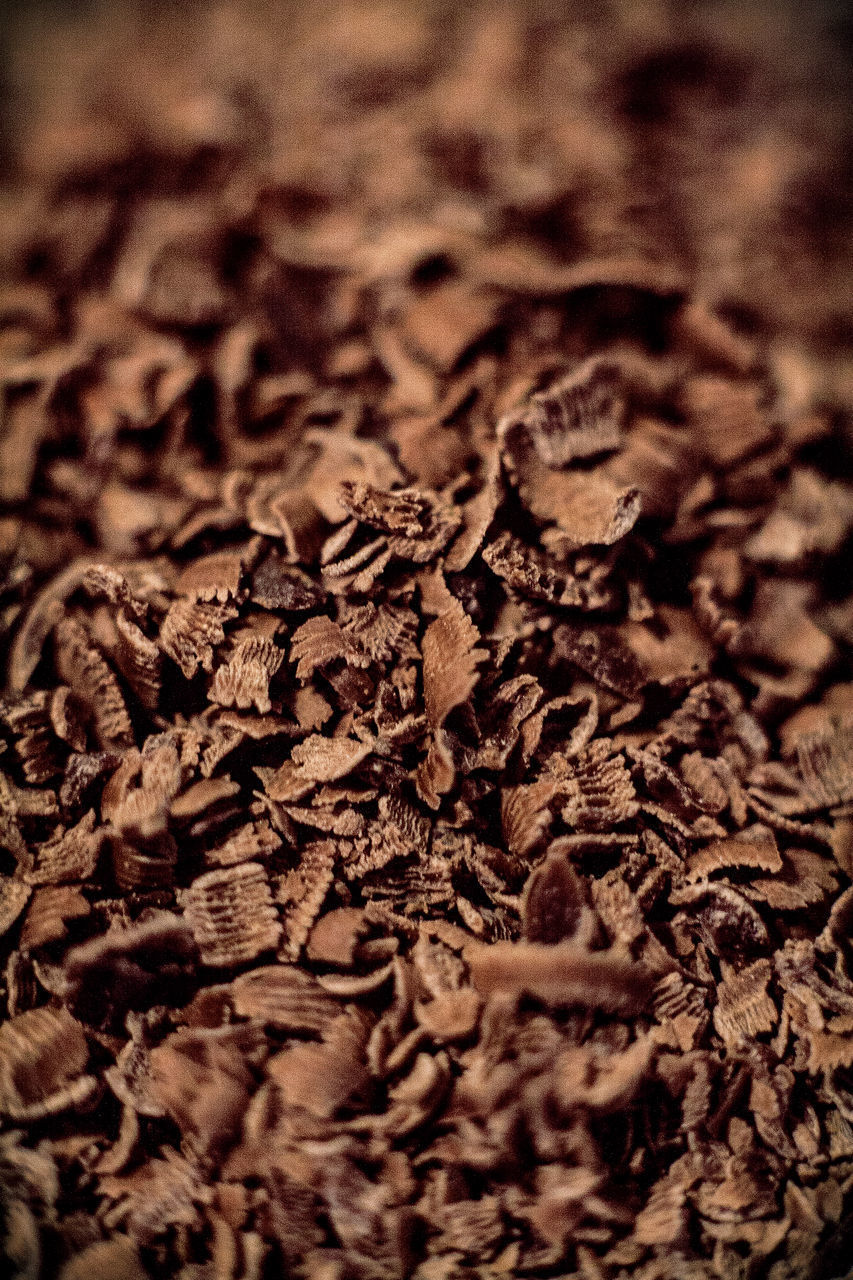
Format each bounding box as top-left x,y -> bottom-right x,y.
289,732 -> 373,783
54,615 -> 133,749
687,826 -> 782,881
797,724 -> 853,809
501,777 -> 558,857
114,609 -> 162,710
209,636 -> 284,714
182,862 -> 281,967
806,1031 -> 853,1073
230,964 -> 342,1032
175,549 -> 247,603
400,281 -> 499,372
0,1006 -> 95,1122
266,1006 -> 372,1118
24,809 -> 103,885
289,614 -> 359,680
206,820 -> 281,867
518,461 -> 641,551
422,597 -> 486,732
169,776 -> 240,821
159,598 -> 237,679
713,958 -> 778,1046
0,875 -> 32,938
306,906 -> 368,967
276,839 -> 336,961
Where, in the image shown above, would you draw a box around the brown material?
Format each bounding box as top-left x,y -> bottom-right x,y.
0,2 -> 851,1276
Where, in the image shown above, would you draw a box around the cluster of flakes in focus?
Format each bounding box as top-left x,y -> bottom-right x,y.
1,1 -> 853,1278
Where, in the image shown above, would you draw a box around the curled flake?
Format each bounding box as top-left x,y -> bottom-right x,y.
340,601 -> 419,664
277,839 -> 336,960
182,862 -> 282,967
1,691 -> 66,784
422,597 -> 486,731
21,885 -> 90,949
209,636 -> 284,713
114,610 -> 162,710
559,739 -> 638,831
500,358 -> 625,470
0,1006 -> 93,1122
713,958 -> 777,1046
466,940 -> 653,1012
175,549 -> 247,603
25,809 -> 103,885
290,614 -> 360,679
482,531 -> 615,609
230,964 -> 342,1032
7,558 -> 100,696
0,876 -> 31,938
338,481 -> 438,537
501,777 -> 558,857
686,826 -> 782,881
796,724 -> 853,809
290,732 -> 373,782
159,598 -> 236,679
338,480 -> 461,562
54,615 -> 133,749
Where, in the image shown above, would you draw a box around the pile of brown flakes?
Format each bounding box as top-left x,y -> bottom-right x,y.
1,1 -> 853,1277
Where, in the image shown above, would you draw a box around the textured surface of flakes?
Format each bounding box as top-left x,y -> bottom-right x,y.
289,732 -> 373,782
24,809 -> 102,884
0,2 -> 851,1276
289,614 -> 360,679
0,1006 -> 95,1121
501,359 -> 626,470
174,549 -> 248,602
181,863 -> 282,967
0,876 -> 31,937
230,964 -> 342,1031
796,724 -> 853,808
466,940 -> 654,1012
277,838 -> 336,959
53,615 -> 133,749
713,958 -> 778,1046
209,635 -> 283,713
421,596 -> 486,731
686,826 -> 782,880
206,819 -> 280,866
482,530 -> 615,609
159,598 -> 236,678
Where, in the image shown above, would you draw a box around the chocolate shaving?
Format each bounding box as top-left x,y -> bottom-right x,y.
466,940 -> 654,1012
0,4 -> 850,1275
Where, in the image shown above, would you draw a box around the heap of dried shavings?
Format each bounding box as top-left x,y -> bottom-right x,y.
0,1 -> 852,1278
